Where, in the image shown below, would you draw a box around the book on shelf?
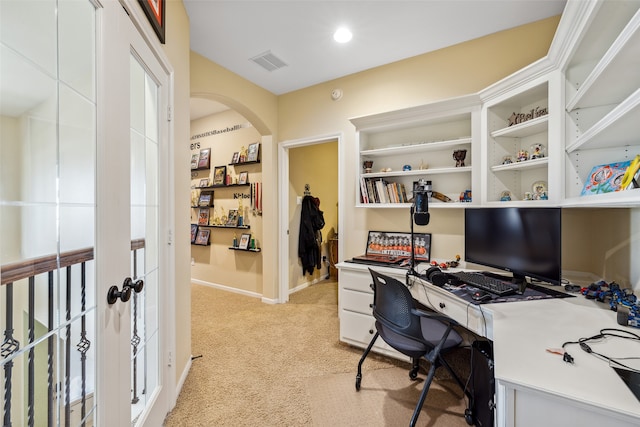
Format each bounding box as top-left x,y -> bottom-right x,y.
360,177 -> 408,205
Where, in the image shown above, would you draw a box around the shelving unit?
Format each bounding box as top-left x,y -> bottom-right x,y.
351,94 -> 481,208
483,76 -> 561,204
228,247 -> 261,252
562,2 -> 640,206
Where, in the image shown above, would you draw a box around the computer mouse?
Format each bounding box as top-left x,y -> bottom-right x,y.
471,290 -> 492,302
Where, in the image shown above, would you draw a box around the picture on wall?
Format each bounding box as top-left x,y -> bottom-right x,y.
198,208 -> 210,226
226,209 -> 238,226
238,233 -> 251,250
231,152 -> 240,164
198,178 -> 210,188
139,0 -> 165,44
195,228 -> 210,246
190,224 -> 198,244
190,153 -> 199,170
247,142 -> 260,162
198,148 -> 211,169
238,172 -> 248,185
213,166 -> 227,186
198,190 -> 214,207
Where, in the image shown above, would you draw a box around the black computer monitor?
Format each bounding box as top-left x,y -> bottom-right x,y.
464,207 -> 561,286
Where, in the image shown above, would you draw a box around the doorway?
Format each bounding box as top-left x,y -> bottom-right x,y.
278,133 -> 344,303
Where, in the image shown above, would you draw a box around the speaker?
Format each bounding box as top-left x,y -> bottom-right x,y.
470,340 -> 495,427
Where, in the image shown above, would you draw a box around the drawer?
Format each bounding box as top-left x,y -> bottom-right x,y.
339,268 -> 373,293
340,288 -> 373,314
410,283 -> 493,338
339,310 -> 408,362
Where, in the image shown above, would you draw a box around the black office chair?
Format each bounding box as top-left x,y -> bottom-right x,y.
356,268 -> 472,427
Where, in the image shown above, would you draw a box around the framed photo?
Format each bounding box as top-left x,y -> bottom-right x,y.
190,153 -> 199,170
363,231 -> 432,262
198,148 -> 211,169
238,172 -> 249,185
226,209 -> 238,226
198,208 -> 210,226
139,0 -> 165,44
238,233 -> 251,250
190,224 -> 198,244
195,228 -> 210,246
198,178 -> 209,188
231,152 -> 240,164
198,190 -> 214,207
213,166 -> 227,186
247,142 -> 259,162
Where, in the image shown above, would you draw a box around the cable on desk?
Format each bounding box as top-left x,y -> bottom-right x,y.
560,328 -> 640,372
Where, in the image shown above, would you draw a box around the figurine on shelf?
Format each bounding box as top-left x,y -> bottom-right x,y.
459,189 -> 472,202
517,149 -> 529,162
419,159 -> 428,170
502,156 -> 513,165
453,149 -> 467,167
500,191 -> 512,201
530,143 -> 546,159
239,146 -> 248,163
363,160 -> 373,173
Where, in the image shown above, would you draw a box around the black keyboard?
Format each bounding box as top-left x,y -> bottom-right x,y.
450,271 -> 516,296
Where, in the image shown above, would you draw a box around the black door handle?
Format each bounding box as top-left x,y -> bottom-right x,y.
107,277 -> 143,305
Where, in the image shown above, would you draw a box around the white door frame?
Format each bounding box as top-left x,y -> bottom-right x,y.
97,0 -> 175,424
277,132 -> 344,303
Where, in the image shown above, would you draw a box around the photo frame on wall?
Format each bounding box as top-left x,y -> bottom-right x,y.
195,228 -> 210,246
247,142 -> 260,162
238,233 -> 251,250
139,0 -> 165,44
238,172 -> 248,185
190,224 -> 198,244
213,166 -> 227,185
198,190 -> 214,207
226,209 -> 238,226
198,148 -> 211,169
198,208 -> 210,226
190,153 -> 199,170
231,152 -> 240,164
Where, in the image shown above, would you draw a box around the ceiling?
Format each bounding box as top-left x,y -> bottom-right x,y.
186,0 -> 567,119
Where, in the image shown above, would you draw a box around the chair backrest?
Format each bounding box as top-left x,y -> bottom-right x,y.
369,268 -> 422,339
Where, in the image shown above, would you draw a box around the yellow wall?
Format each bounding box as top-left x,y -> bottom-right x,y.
289,141 -> 339,288
190,110 -> 264,294
162,0 -> 192,391
189,52 -> 280,300
278,16 -> 561,263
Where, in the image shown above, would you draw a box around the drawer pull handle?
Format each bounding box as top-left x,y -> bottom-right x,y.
369,329 -> 374,334
439,302 -> 446,309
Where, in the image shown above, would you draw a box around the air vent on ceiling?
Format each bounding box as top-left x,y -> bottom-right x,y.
250,51 -> 288,72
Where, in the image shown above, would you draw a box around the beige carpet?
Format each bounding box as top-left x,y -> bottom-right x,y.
163,280 -> 471,426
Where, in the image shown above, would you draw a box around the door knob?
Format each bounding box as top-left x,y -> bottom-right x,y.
125,278 -> 144,294
107,284 -> 132,304
107,277 -> 144,305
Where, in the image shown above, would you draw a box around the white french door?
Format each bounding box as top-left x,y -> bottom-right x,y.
98,1 -> 170,426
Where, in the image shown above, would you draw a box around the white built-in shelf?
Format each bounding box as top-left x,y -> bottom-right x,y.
491,157 -> 549,172
565,88 -> 640,153
360,137 -> 471,157
362,166 -> 471,179
490,115 -> 548,139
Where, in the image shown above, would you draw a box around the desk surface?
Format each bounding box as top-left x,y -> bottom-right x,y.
337,261 -> 640,423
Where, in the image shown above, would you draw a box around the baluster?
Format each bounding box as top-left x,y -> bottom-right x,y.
65,267 -> 71,427
76,262 -> 91,427
28,276 -> 35,426
2,283 -> 20,427
48,271 -> 54,427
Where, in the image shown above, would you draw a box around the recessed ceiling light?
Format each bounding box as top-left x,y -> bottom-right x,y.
333,27 -> 352,43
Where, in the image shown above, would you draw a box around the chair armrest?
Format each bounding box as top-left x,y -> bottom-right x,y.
411,307 -> 460,327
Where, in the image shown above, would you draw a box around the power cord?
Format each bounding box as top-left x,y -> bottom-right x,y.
561,328 -> 640,372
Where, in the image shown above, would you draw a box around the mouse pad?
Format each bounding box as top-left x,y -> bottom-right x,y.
613,367 -> 640,402
444,282 -> 574,305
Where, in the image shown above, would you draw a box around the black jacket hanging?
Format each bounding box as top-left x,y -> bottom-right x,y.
298,195 -> 325,275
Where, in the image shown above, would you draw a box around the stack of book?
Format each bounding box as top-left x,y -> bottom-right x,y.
360,177 -> 409,204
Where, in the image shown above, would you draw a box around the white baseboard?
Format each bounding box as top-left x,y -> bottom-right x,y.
191,278 -> 263,299
175,356 -> 192,405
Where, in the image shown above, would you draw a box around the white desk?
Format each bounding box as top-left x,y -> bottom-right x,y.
337,262 -> 640,427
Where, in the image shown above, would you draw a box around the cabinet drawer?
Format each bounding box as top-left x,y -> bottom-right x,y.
339,268 -> 374,293
411,284 -> 493,338
339,310 -> 408,361
340,288 -> 373,314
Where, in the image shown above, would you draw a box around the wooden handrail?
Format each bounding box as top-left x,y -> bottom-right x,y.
1,239 -> 145,286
